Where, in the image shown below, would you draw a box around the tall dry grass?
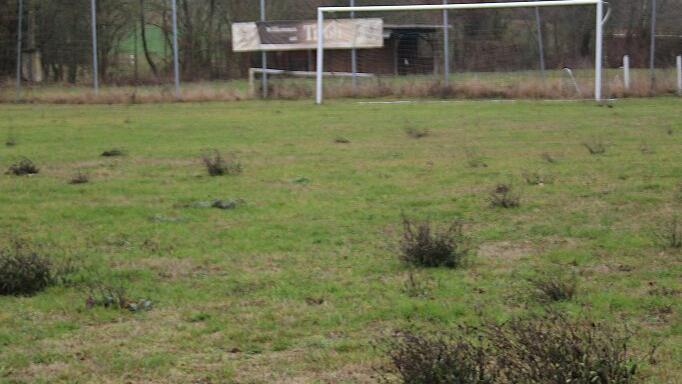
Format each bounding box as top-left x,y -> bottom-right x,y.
1,71 -> 679,104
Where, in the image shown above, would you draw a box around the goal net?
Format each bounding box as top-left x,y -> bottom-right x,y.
316,0 -> 605,104
302,0 -> 608,103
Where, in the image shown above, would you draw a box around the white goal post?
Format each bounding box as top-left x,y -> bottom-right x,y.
315,0 -> 611,104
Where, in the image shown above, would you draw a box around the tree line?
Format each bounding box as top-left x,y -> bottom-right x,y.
0,0 -> 680,85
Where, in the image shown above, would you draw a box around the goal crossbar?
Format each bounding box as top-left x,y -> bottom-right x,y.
315,0 -> 607,104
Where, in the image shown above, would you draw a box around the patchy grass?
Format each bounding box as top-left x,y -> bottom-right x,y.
0,98 -> 680,383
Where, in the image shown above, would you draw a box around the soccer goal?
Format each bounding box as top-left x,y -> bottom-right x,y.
315,0 -> 611,104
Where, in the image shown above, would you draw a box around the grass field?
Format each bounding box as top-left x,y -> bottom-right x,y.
0,98 -> 681,383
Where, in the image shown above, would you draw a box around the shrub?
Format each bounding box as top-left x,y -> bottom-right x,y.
380,330 -> 496,384
6,157 -> 39,176
528,271 -> 578,303
69,171 -> 90,185
489,183 -> 520,208
202,150 -> 242,176
400,217 -> 470,268
0,242 -> 52,295
487,312 -> 638,384
101,148 -> 125,157
657,216 -> 682,249
583,139 -> 606,155
381,312 -> 639,384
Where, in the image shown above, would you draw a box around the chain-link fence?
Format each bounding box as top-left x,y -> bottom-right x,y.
1,0 -> 680,103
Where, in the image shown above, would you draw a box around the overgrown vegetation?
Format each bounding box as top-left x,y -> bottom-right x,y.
400,217 -> 470,268
527,270 -> 578,303
202,150 -> 242,176
6,157 -> 39,176
0,241 -> 52,296
381,311 -> 639,384
489,183 -> 521,208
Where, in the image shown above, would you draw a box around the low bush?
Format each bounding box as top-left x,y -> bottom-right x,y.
400,217 -> 470,268
380,330 -> 495,384
202,150 -> 242,176
487,312 -> 638,384
381,311 -> 639,384
6,157 -> 39,176
0,241 -> 52,295
489,183 -> 521,208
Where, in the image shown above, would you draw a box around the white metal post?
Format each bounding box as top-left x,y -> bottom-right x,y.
443,0 -> 449,83
351,0 -> 357,94
677,55 -> 682,96
315,9 -> 324,105
261,0 -> 268,98
649,0 -> 656,91
171,0 -> 180,98
91,0 -> 99,95
15,0 -> 23,101
594,0 -> 603,101
623,55 -> 630,90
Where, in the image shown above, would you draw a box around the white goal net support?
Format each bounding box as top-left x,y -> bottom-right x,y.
314,0 -> 610,104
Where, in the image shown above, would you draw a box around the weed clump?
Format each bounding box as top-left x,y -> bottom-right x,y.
465,148 -> 488,168
5,136 -> 16,147
541,152 -> 557,164
489,183 -> 521,208
0,241 -> 52,295
6,157 -> 39,176
202,150 -> 242,176
86,284 -> 152,312
334,136 -> 351,144
381,311 -> 639,384
405,127 -> 429,139
522,170 -> 554,186
69,171 -> 90,185
583,139 -> 606,155
400,217 -> 470,268
101,148 -> 126,157
528,271 -> 578,303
